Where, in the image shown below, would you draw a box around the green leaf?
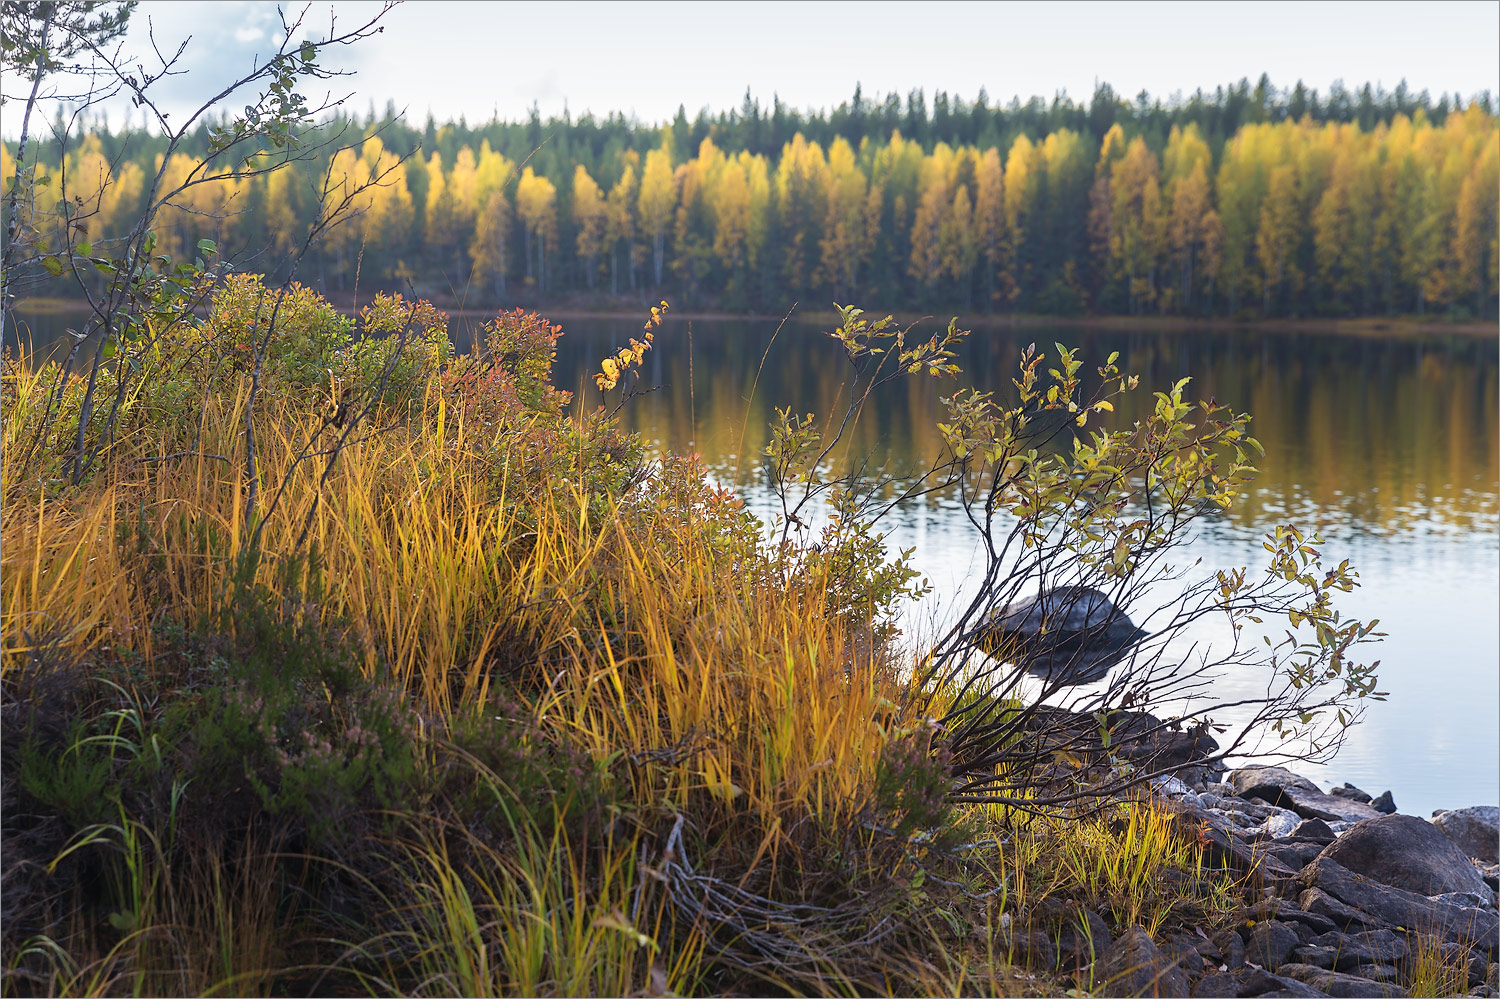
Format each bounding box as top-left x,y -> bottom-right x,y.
42,255 -> 64,276
76,240 -> 91,257
196,239 -> 217,256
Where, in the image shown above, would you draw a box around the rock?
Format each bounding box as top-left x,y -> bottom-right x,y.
1030,898 -> 1110,969
1246,920 -> 1302,968
980,585 -> 1145,683
1094,926 -> 1191,997
1213,927 -> 1247,970
1432,807 -> 1500,864
1252,809 -> 1308,840
1319,814 -> 1491,897
1294,819 -> 1340,845
1231,767 -> 1322,798
1161,932 -> 1206,975
1298,888 -> 1381,931
1274,963 -> 1409,998
1437,942 -> 1487,987
1264,840 -> 1330,870
1293,945 -> 1340,969
1230,768 -> 1386,825
1299,857 -> 1499,952
1332,784 -> 1374,805
1001,927 -> 1056,970
1303,928 -> 1408,969
1432,891 -> 1497,913
1370,791 -> 1397,815
1351,964 -> 1399,983
1233,965 -> 1333,996
1190,972 -> 1240,997
1247,898 -> 1339,935
1165,801 -> 1299,880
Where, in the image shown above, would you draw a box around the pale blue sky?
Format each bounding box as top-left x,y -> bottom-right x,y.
18,0 -> 1500,134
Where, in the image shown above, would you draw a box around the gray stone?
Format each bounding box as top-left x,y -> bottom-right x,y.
1319,814 -> 1491,897
1298,887 -> 1381,931
1190,972 -> 1240,997
1299,857 -> 1499,952
1275,963 -> 1409,998
1213,927 -> 1247,970
1264,840 -> 1330,870
1350,964 -> 1399,984
1230,769 -> 1385,825
1370,791 -> 1397,815
1294,819 -> 1339,845
1303,929 -> 1408,969
1165,801 -> 1299,879
1094,926 -> 1191,997
1432,891 -> 1497,913
1001,927 -> 1056,970
1437,942 -> 1488,987
980,584 -> 1145,683
1231,767 -> 1323,798
1161,932 -> 1206,975
1432,807 -> 1500,865
1234,966 -> 1334,996
1030,898 -> 1111,968
1253,809 -> 1309,840
1293,945 -> 1340,969
1332,784 -> 1374,805
1247,898 -> 1339,935
1246,920 -> 1303,969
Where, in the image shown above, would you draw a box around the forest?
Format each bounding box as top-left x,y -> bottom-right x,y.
7,78 -> 1499,319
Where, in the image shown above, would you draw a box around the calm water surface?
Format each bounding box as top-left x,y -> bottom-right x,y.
13,306 -> 1500,815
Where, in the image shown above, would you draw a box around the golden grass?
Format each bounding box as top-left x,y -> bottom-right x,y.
0,343 -> 1242,997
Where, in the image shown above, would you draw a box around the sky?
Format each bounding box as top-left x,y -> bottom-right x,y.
11,0 -> 1500,135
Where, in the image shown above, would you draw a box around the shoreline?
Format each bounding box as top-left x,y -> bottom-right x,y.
13,295 -> 1497,339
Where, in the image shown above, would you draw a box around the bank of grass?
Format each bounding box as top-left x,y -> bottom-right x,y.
2,284 -> 1254,996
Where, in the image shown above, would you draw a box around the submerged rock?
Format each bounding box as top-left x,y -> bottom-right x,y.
979,584 -> 1145,684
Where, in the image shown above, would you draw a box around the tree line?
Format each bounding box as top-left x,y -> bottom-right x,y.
7,79 -> 1497,319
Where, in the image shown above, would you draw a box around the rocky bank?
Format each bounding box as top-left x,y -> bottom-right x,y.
1014,763 -> 1499,997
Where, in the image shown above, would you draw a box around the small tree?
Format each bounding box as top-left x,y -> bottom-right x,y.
764,306 -> 1384,813
1,1 -> 409,514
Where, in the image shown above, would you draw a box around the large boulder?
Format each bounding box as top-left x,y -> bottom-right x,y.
1431,806 -> 1500,864
1319,813 -> 1490,897
1299,857 -> 1498,952
1229,767 -> 1384,824
979,585 -> 1145,684
1093,926 -> 1191,997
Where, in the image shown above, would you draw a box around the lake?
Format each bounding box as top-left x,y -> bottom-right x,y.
10,304 -> 1499,816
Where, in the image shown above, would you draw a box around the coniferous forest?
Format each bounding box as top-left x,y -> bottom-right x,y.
9,78 -> 1498,319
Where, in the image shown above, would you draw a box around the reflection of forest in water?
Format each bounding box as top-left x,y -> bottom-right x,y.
13,305 -> 1497,539
523,315 -> 1498,542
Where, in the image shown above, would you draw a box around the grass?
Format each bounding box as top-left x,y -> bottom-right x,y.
2,292 -> 1269,997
